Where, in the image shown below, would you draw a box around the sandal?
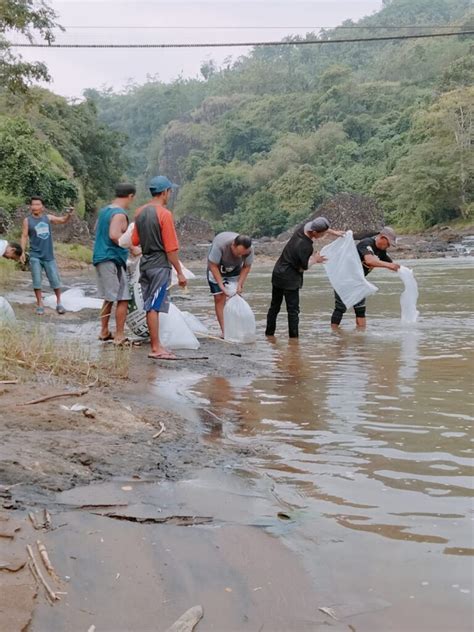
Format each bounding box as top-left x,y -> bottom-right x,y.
148,351 -> 177,360
98,333 -> 114,342
35,306 -> 45,316
56,304 -> 66,315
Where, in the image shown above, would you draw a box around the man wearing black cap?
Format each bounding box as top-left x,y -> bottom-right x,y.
266,217 -> 343,338
331,227 -> 400,330
132,176 -> 187,359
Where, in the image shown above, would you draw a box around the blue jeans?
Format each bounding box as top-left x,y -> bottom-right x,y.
30,257 -> 62,291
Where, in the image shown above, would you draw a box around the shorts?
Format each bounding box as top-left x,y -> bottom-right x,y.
30,257 -> 61,291
140,267 -> 171,313
95,261 -> 130,302
206,269 -> 239,295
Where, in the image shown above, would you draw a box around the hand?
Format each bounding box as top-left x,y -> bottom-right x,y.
177,273 -> 187,288
310,253 -> 327,265
236,284 -> 243,295
388,263 -> 400,272
20,253 -> 26,265
331,229 -> 346,237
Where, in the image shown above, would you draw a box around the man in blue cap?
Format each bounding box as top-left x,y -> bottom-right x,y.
132,176 -> 187,359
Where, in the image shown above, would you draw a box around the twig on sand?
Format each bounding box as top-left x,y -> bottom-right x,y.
165,605 -> 204,632
26,544 -> 60,603
28,512 -> 42,530
152,422 -> 166,439
18,388 -> 89,406
36,540 -> 59,581
199,333 -> 232,344
0,379 -> 18,384
43,509 -> 52,530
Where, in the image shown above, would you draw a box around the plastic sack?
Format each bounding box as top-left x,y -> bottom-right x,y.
398,265 -> 419,323
223,295 -> 256,344
0,297 -> 16,323
181,311 -> 209,335
118,222 -> 135,249
321,231 -> 378,308
159,303 -> 200,350
126,266 -> 200,349
170,263 -> 195,288
44,288 -> 103,312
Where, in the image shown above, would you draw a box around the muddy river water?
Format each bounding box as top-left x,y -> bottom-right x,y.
4,257 -> 474,631
151,257 -> 473,631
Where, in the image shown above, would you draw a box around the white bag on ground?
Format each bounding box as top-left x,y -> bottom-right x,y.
224,295 -> 256,343
0,297 -> 16,323
44,288 -> 103,312
398,265 -> 419,323
126,265 -> 200,349
159,303 -> 200,350
321,230 -> 378,308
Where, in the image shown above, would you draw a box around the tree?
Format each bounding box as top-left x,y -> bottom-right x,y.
0,0 -> 60,92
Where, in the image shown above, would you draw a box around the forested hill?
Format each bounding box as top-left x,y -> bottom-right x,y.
86,0 -> 473,236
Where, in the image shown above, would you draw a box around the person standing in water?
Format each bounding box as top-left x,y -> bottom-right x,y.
93,183 -> 136,344
330,227 -> 400,330
20,197 -> 74,315
266,217 -> 343,338
207,232 -> 254,335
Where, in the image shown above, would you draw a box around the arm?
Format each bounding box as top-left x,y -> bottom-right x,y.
363,254 -> 400,272
327,229 -> 345,238
237,265 -> 251,294
20,218 -> 28,264
208,261 -> 226,293
48,208 -> 74,225
109,213 -> 128,245
167,250 -> 187,287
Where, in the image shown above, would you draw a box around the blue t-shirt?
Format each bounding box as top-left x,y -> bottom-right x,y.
28,214 -> 55,261
93,206 -> 129,268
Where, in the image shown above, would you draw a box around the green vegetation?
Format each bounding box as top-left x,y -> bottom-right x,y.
55,243 -> 93,264
92,0 -> 473,234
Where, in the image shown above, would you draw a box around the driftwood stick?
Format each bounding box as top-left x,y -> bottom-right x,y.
28,512 -> 42,530
0,379 -> 18,385
36,540 -> 59,581
165,605 -> 204,632
43,509 -> 52,530
26,544 -> 59,602
18,388 -> 89,407
152,422 -> 166,440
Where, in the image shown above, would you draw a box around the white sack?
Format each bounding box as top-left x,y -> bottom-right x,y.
223,295 -> 256,344
0,297 -> 16,323
398,265 -> 419,323
126,266 -> 200,349
44,288 -> 103,312
170,263 -> 195,288
118,222 -> 134,249
320,230 -> 378,308
181,311 -> 209,335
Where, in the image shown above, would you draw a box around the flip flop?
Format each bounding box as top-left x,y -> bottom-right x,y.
56,304 -> 66,315
148,352 -> 178,360
113,338 -> 131,347
98,333 -> 114,342
35,306 -> 45,316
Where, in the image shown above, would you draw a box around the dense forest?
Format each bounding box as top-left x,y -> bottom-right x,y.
0,0 -> 473,235
87,0 -> 474,234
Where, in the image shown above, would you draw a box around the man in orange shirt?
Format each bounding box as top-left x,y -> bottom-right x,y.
132,176 -> 187,359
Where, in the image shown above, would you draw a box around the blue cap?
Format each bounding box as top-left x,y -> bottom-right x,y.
149,175 -> 178,194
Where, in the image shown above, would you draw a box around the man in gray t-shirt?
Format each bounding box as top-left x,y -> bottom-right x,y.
207,232 -> 254,334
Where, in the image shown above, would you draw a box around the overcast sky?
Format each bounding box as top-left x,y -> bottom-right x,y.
13,0 -> 383,98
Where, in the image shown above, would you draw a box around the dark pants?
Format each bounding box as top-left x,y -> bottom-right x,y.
331,291 -> 366,325
265,285 -> 300,338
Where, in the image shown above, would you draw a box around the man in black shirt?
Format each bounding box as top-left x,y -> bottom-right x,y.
266,217 -> 343,338
331,227 -> 400,330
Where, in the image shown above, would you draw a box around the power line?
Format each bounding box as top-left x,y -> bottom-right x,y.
9,30 -> 474,49
60,24 -> 466,30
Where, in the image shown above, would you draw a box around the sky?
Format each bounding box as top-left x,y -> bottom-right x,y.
12,0 -> 384,98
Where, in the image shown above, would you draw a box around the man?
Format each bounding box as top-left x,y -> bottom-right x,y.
20,197 -> 73,315
266,217 -> 343,338
207,232 -> 254,335
330,227 -> 400,330
93,183 -> 136,344
0,240 -> 22,261
132,175 -> 187,360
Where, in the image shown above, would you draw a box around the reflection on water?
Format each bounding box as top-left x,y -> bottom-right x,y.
187,258 -> 474,629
